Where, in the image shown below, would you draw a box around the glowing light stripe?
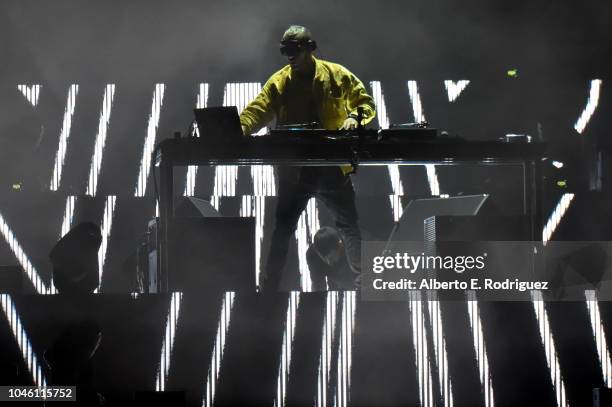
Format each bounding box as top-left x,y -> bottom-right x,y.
585,290 -> 612,387
425,164 -> 440,196
316,291 -> 339,407
531,290 -> 568,407
426,293 -> 454,407
17,84 -> 41,107
135,84 -> 165,197
239,195 -> 266,288
184,83 -> 209,196
203,291 -> 236,407
389,195 -> 403,223
409,291 -> 434,407
466,291 -> 494,407
251,165 -> 276,197
296,198 -> 319,292
542,193 -> 575,244
444,80 -> 470,102
156,292 -> 183,392
407,80 -> 426,123
0,211 -> 48,294
0,295 -> 47,386
274,292 -> 301,407
50,85 -> 79,191
335,292 -> 356,407
369,81 -> 390,129
574,79 -> 602,134
96,195 -> 116,292
85,84 -> 115,196
60,195 -> 77,238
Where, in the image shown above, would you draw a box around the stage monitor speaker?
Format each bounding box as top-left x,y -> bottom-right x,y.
175,197 -> 220,218
423,216 -> 529,241
168,217 -> 255,292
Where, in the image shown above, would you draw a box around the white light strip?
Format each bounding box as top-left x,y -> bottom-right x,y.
50,84 -> 79,191
466,291 -> 494,407
203,291 -> 236,407
85,84 -> 116,196
274,292 -> 301,407
444,80 -> 470,103
156,292 -> 183,392
316,291 -> 339,407
0,295 -> 47,386
251,165 -> 276,197
542,193 -> 575,244
425,164 -> 440,196
427,294 -> 454,407
369,81 -> 390,129
531,290 -> 568,407
574,79 -> 602,134
0,211 -> 48,294
407,80 -> 426,123
17,84 -> 41,107
239,195 -> 266,288
184,83 -> 209,196
135,84 -> 166,197
409,291 -> 434,407
296,198 -> 319,292
389,195 -> 403,222
96,195 -> 116,292
335,291 -> 356,407
213,166 -> 238,197
585,290 -> 612,387
60,195 -> 77,238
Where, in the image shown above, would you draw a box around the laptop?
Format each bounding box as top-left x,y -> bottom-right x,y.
194,106 -> 243,141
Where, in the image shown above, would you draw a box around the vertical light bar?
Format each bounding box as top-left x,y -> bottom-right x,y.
296,198 -> 319,292
96,195 -> 116,292
86,84 -> 115,196
0,211 -> 48,294
425,164 -> 440,196
585,290 -> 612,387
274,292 -> 301,407
239,195 -> 267,288
369,81 -> 390,129
17,84 -> 41,107
409,290 -> 434,407
203,291 -> 236,407
335,291 -> 356,407
184,83 -> 209,196
426,293 -> 454,407
155,292 -> 183,392
389,195 -> 403,222
443,80 -> 470,103
135,84 -> 166,197
531,290 -> 568,407
50,84 -> 79,191
466,291 -> 494,407
316,291 -> 339,407
542,193 -> 575,244
60,195 -> 77,238
251,165 -> 276,197
407,80 -> 426,123
574,79 -> 602,134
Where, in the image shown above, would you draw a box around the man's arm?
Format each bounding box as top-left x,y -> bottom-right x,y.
239,79 -> 278,135
342,73 -> 376,129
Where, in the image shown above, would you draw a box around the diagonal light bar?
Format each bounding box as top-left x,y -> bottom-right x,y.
585,290 -> 612,387
86,84 -> 115,196
0,211 -> 48,294
574,79 -> 602,134
50,84 -> 79,191
274,292 -> 301,407
135,84 -> 165,197
1,294 -> 47,386
316,291 -> 339,407
203,291 -> 236,407
156,292 -> 183,392
296,198 -> 319,292
95,195 -> 116,292
17,84 -> 41,107
542,193 -> 575,244
444,80 -> 470,102
60,195 -> 77,238
466,291 -> 494,407
184,83 -> 209,196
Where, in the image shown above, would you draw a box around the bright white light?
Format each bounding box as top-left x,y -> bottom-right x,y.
425,164 -> 440,196
0,211 -> 48,294
466,291 -> 494,407
426,293 -> 454,407
296,198 -> 319,292
316,291 -> 339,407
0,295 -> 47,386
409,291 -> 434,407
274,292 -> 301,407
203,291 -> 236,407
184,83 -> 209,196
389,195 -> 403,223
531,290 -> 568,407
335,292 -> 356,407
585,290 -> 612,387
574,79 -> 602,134
135,84 -> 166,197
444,80 -> 470,102
369,81 -> 390,129
213,166 -> 238,197
156,292 -> 183,392
96,195 -> 116,292
251,165 -> 276,197
60,195 -> 77,238
552,161 -> 564,169
50,85 -> 79,191
542,193 -> 575,244
240,195 -> 266,288
17,84 -> 41,107
86,84 -> 116,196
407,80 -> 426,123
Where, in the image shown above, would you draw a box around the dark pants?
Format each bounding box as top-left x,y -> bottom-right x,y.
262,167 -> 361,291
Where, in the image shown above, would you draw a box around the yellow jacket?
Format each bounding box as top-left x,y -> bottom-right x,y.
240,57 -> 376,135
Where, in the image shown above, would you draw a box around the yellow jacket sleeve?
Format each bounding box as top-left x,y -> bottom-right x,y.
239,78 -> 278,135
346,73 -> 376,125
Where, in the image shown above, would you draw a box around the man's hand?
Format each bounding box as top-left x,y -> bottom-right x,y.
340,117 -> 359,130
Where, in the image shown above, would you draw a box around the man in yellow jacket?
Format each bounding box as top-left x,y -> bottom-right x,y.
240,25 -> 376,291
